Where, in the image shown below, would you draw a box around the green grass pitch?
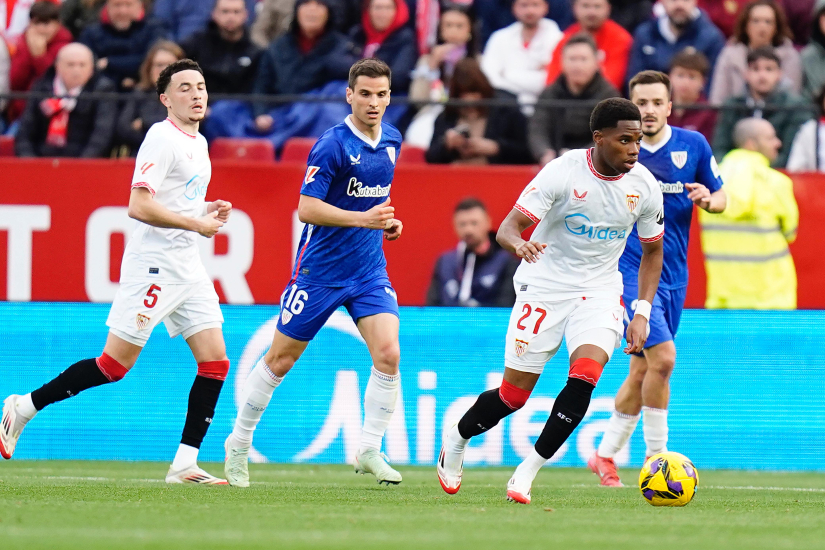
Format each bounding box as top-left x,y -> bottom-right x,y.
1,462 -> 824,550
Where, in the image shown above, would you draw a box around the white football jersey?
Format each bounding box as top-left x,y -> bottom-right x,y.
121,118 -> 212,284
513,148 -> 664,300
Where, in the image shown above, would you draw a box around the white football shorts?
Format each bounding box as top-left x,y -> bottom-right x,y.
106,278 -> 223,347
504,296 -> 624,374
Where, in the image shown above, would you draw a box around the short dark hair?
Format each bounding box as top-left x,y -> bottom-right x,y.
590,97 -> 641,133
156,59 -> 203,96
348,58 -> 392,90
454,197 -> 487,213
563,32 -> 598,54
30,1 -> 60,22
746,46 -> 781,67
628,70 -> 672,98
669,48 -> 710,78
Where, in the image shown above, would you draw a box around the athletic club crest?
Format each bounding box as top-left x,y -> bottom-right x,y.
281,310 -> 293,325
671,151 -> 688,169
387,147 -> 396,165
135,314 -> 151,330
515,339 -> 529,357
626,194 -> 640,213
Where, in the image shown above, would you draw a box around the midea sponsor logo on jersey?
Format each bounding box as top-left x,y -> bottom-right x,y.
658,180 -> 685,194
347,178 -> 391,198
564,213 -> 627,240
184,174 -> 208,200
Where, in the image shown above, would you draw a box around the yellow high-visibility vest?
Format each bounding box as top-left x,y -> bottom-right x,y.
698,149 -> 799,309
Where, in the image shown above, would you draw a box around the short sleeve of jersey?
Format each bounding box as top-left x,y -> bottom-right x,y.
697,137 -> 724,193
300,136 -> 344,200
637,178 -> 665,242
514,159 -> 567,223
132,129 -> 173,196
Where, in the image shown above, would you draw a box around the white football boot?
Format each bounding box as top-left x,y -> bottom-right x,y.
506,472 -> 533,504
0,395 -> 24,460
224,436 -> 250,488
165,464 -> 228,485
436,445 -> 464,494
354,448 -> 402,485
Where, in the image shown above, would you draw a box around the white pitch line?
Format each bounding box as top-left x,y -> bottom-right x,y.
38,475 -> 165,483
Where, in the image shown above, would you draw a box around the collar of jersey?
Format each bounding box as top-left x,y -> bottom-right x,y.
586,148 -> 624,181
640,124 -> 672,154
165,117 -> 197,139
345,115 -> 382,149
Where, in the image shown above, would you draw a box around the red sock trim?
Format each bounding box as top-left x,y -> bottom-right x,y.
197,359 -> 230,381
569,358 -> 604,386
96,353 -> 128,382
499,380 -> 531,410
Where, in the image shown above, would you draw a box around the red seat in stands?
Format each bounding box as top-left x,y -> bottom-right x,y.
210,138 -> 275,161
280,137 -> 317,162
0,135 -> 15,157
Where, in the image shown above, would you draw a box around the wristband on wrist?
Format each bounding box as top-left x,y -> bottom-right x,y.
634,299 -> 652,321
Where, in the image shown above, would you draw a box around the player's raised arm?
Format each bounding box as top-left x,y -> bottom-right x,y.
496,208 -> 547,263
128,187 -> 224,237
297,195 -> 395,229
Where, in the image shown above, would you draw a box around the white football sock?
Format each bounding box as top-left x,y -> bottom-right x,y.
229,357 -> 283,448
597,410 -> 641,459
643,406 -> 668,456
443,424 -> 469,471
14,394 -> 37,433
514,448 -> 547,482
359,367 -> 399,453
171,444 -> 199,470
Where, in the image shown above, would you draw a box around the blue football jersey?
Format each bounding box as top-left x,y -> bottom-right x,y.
291,117 -> 402,286
619,126 -> 724,289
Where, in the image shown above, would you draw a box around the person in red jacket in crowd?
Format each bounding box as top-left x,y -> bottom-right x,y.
8,1 -> 72,121
545,0 -> 632,91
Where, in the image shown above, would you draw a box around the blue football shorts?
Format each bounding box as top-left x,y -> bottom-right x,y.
622,278 -> 687,357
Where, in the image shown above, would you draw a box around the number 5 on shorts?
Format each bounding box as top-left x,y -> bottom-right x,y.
283,284 -> 309,315
516,304 -> 547,334
144,284 -> 162,308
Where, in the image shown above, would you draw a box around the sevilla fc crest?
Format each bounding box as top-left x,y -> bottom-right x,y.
135,313 -> 151,331
515,339 -> 529,357
671,151 -> 688,169
626,194 -> 640,213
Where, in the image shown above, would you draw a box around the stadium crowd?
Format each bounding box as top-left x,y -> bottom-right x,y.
0,0 -> 822,169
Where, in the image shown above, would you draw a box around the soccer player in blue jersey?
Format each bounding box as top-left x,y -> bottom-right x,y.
224,59 -> 405,487
589,71 -> 727,486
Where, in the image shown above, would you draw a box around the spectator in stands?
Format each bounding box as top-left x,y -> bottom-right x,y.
152,0 -> 257,43
426,58 -> 533,165
802,0 -> 825,101
251,0 -> 357,133
668,49 -> 716,142
426,197 -> 519,307
349,0 -> 416,94
608,0 -> 653,34
709,0 -> 800,106
529,34 -> 618,165
15,42 -> 117,157
1,0 -> 50,42
475,0 -> 572,46
480,0 -> 562,115
698,0 -> 746,38
116,39 -> 183,155
60,0 -> 105,39
79,0 -> 167,91
700,117 -> 798,309
626,0 -> 724,89
712,47 -> 810,168
180,0 -> 261,95
787,87 -> 825,172
0,39 -> 9,125
8,1 -> 72,121
545,0 -> 632,91
250,0 -> 295,47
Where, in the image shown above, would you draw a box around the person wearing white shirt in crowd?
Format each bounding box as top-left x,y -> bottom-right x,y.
480,0 -> 562,114
787,86 -> 825,172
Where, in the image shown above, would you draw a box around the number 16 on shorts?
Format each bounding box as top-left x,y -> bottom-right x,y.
281,284 -> 308,325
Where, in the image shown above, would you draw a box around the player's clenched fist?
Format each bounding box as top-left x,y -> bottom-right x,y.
624,316 -> 648,354
384,219 -> 403,241
361,197 -> 395,229
208,200 -> 232,222
196,211 -> 225,238
515,240 -> 547,263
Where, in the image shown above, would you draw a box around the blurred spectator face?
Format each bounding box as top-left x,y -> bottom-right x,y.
661,0 -> 697,28
561,42 -> 599,89
150,49 -> 179,85
745,57 -> 780,97
453,206 -> 491,251
56,44 -> 94,90
347,75 -> 391,130
440,9 -> 472,45
369,0 -> 397,32
107,0 -> 142,31
30,16 -> 61,42
573,0 -> 610,32
512,0 -> 549,29
213,0 -> 248,34
459,91 -> 484,119
162,69 -> 208,123
631,82 -> 672,138
745,5 -> 776,48
669,66 -> 704,103
751,119 -> 781,163
296,0 -> 329,36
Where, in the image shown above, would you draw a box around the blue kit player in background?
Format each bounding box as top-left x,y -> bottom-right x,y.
589,71 -> 727,486
224,59 -> 406,487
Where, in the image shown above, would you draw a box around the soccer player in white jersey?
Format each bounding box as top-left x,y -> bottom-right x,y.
0,60 -> 234,484
437,98 -> 665,504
